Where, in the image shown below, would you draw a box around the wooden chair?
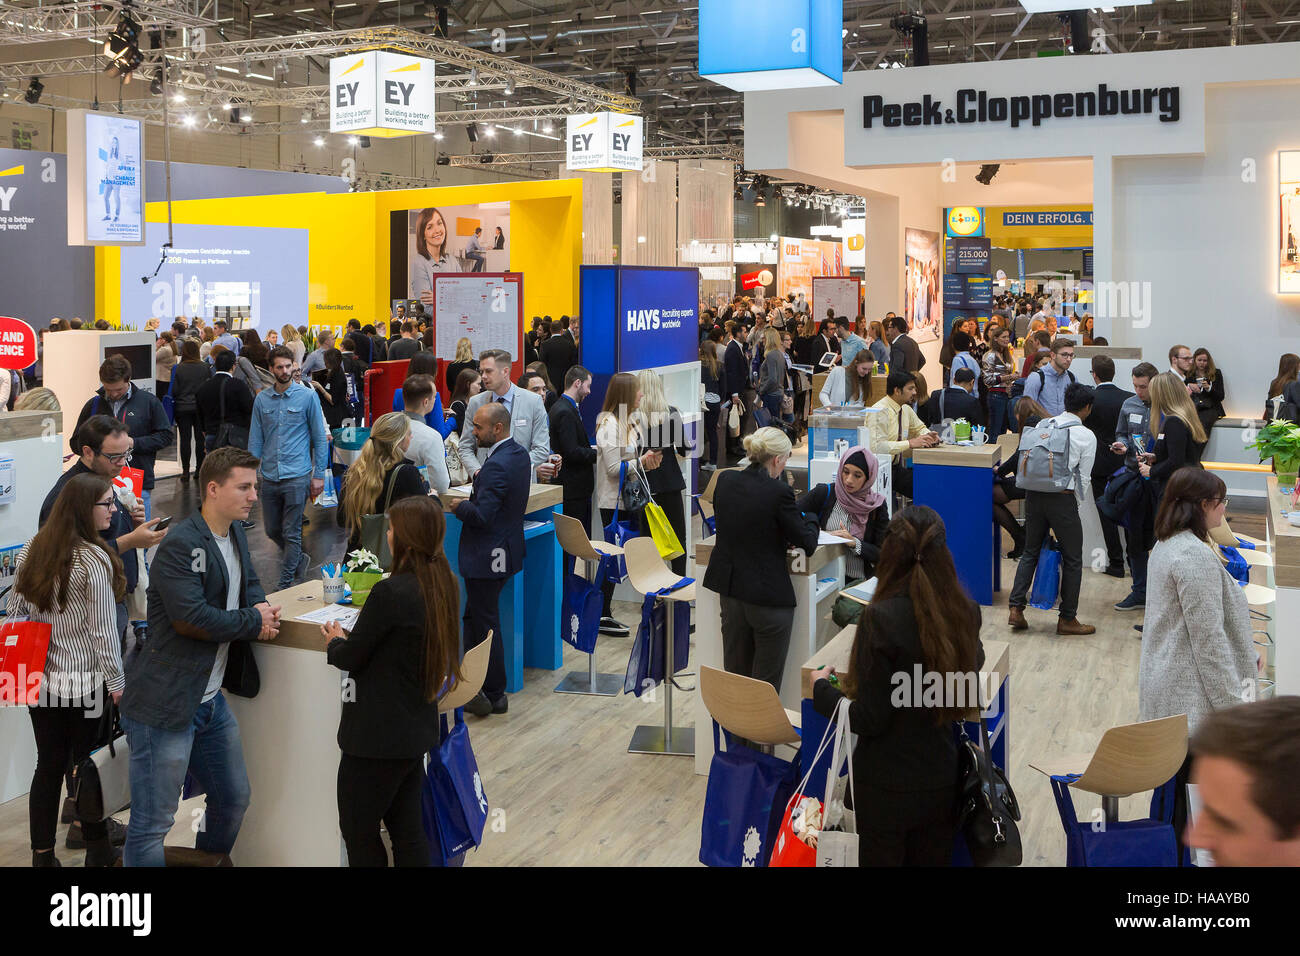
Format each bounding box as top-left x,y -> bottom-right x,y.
1209,519 -> 1268,551
699,666 -> 801,754
439,634 -> 492,713
1030,714 -> 1188,823
552,513 -> 624,697
623,537 -> 695,756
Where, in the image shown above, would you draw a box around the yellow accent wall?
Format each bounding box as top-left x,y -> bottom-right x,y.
96,178 -> 584,334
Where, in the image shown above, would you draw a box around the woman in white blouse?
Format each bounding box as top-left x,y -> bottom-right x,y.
280,324 -> 306,366
820,348 -> 874,407
8,474 -> 126,867
410,207 -> 457,305
595,372 -> 661,532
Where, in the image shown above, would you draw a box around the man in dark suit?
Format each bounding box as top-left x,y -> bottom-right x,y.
539,319 -> 578,393
449,402 -> 531,716
1086,354 -> 1134,577
885,314 -> 925,375
196,350 -> 255,450
722,320 -> 751,458
919,368 -> 985,428
119,446 -> 281,867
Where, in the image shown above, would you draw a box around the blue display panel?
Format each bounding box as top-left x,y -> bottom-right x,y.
616,266 -> 699,373
699,1 -> 842,86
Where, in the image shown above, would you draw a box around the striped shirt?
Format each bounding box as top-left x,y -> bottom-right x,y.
826,498 -> 865,580
6,542 -> 123,699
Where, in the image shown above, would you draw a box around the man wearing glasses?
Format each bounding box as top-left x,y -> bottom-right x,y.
1022,338 -> 1078,417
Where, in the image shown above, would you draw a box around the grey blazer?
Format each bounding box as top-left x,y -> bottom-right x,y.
458,384 -> 552,480
1138,530 -> 1256,733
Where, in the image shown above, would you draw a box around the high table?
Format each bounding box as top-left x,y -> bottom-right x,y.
912,443 -> 1003,605
692,535 -> 847,775
798,629 -> 1012,863
1264,476 -> 1300,694
440,483 -> 564,693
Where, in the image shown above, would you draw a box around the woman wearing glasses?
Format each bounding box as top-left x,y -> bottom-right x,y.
8,474 -> 126,867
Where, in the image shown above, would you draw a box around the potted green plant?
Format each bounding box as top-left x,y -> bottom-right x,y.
342,548 -> 384,606
1251,420 -> 1300,493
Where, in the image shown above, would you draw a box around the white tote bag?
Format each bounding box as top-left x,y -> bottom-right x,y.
816,696 -> 859,867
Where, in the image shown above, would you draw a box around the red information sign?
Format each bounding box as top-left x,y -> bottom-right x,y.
0,317 -> 37,370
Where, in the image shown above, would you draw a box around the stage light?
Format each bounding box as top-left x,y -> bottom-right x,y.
103,8 -> 144,82
434,131 -> 444,140
348,136 -> 359,146
467,67 -> 479,86
754,190 -> 766,207
24,77 -> 43,104
484,125 -> 495,137
975,163 -> 1000,185
149,74 -> 163,95
504,76 -> 515,96
240,110 -> 252,123
466,122 -> 479,142
181,114 -> 196,127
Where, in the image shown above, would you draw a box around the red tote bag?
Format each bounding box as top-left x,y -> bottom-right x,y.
0,620 -> 51,706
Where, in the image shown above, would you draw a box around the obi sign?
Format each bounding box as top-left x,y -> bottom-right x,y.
329,52 -> 435,138
565,113 -> 643,173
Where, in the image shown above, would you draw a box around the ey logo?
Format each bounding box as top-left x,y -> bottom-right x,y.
0,158 -> 56,212
611,118 -> 635,153
334,56 -> 367,108
383,59 -> 420,107
570,115 -> 600,153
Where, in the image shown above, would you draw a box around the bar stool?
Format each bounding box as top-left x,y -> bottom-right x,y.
441,634 -> 492,712
552,514 -> 625,697
623,537 -> 696,756
699,665 -> 801,756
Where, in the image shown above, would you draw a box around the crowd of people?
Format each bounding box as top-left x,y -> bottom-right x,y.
5,301 -> 1298,870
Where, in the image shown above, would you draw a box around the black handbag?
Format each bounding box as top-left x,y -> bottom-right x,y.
73,700 -> 131,823
619,460 -> 651,513
957,716 -> 1022,867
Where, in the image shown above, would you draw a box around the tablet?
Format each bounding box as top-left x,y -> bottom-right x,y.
817,352 -> 839,370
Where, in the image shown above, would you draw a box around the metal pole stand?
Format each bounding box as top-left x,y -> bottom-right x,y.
628,595 -> 695,755
554,555 -> 623,696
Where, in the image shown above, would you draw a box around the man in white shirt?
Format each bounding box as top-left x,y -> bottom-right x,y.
400,373 -> 450,495
1008,383 -> 1098,636
458,349 -> 556,481
868,370 -> 939,500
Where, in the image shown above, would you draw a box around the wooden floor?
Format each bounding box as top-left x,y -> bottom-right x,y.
0,486 -> 1268,867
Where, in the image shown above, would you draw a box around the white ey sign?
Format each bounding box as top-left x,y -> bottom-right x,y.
565,112 -> 643,172
329,51 -> 435,138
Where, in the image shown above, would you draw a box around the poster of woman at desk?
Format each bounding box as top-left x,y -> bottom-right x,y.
405,203 -> 512,305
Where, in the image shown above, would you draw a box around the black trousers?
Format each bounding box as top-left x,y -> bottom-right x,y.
1009,491 -> 1084,619
567,497 -> 614,619
1091,475 -> 1124,568
719,595 -> 795,693
892,462 -> 914,500
174,409 -> 205,474
703,406 -> 721,466
336,753 -> 428,867
29,697 -> 109,851
464,576 -> 508,701
641,488 -> 688,577
855,782 -> 959,866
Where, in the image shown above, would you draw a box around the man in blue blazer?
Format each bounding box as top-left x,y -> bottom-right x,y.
447,402 -> 531,716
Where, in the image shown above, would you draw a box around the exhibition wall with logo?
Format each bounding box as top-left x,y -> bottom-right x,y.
741,42 -> 1300,418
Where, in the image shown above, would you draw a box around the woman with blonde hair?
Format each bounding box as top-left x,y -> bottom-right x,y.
13,387 -> 60,413
337,412 -> 428,555
635,368 -> 690,574
155,330 -> 178,398
281,324 -> 305,366
704,426 -> 820,692
756,325 -> 787,420
1139,371 -> 1208,499
199,325 -> 217,361
444,336 -> 478,395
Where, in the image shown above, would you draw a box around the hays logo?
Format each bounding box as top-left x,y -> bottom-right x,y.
626,309 -> 660,332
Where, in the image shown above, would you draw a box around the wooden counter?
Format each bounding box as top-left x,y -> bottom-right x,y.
694,533 -> 848,576
801,627 -> 1010,701
1265,476 -> 1300,589
440,482 -> 564,513
912,442 -> 1002,469
264,581 -> 341,653
810,372 -> 887,410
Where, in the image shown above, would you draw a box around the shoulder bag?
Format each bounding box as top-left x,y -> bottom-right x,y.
957,709 -> 1022,866
360,464 -> 407,568
73,699 -> 131,823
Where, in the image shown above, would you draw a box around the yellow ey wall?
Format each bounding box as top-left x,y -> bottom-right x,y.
96,178 -> 584,337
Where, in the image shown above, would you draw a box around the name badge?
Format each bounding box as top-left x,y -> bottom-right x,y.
516,417 -> 528,426
1129,413 -> 1143,424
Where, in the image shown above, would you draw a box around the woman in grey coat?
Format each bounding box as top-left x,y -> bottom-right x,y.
755,326 -> 787,422
1139,466 -> 1257,733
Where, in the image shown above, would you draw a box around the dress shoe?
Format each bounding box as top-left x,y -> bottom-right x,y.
1104,563 -> 1125,578
464,692 -> 493,717
61,796 -> 76,824
1008,606 -> 1028,630
85,837 -> 122,868
66,817 -> 127,849
32,850 -> 61,867
491,694 -> 508,715
180,471 -> 191,483
599,616 -> 629,637
1007,545 -> 1024,560
1056,618 -> 1097,636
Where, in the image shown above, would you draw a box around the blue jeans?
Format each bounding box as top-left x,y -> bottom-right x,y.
121,692 -> 251,867
142,489 -> 151,520
261,474 -> 309,589
465,251 -> 485,273
988,393 -> 1010,437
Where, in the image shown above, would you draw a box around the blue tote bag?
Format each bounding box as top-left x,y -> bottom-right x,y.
699,721 -> 800,868
562,555 -> 604,654
1050,774 -> 1178,866
602,462 -> 641,582
1028,541 -> 1062,611
624,582 -> 692,697
422,707 -> 489,866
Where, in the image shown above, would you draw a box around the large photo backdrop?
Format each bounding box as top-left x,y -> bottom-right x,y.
393,201 -> 510,304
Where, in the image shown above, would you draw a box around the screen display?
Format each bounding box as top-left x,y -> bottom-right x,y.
102,344 -> 153,386
617,266 -> 699,372
1281,151 -> 1300,294
83,113 -> 143,244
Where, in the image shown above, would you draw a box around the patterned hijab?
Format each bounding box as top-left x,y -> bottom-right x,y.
833,446 -> 885,537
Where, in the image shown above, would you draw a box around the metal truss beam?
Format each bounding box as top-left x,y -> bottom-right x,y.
445,143 -> 743,167
0,0 -> 217,43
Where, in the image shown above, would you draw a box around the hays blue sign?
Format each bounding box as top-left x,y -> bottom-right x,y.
617,267 -> 699,372
699,0 -> 842,91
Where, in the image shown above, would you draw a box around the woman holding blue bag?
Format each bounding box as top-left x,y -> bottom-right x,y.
320,495 -> 464,867
597,372 -> 662,557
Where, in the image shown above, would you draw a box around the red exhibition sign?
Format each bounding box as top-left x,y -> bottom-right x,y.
0,317 -> 36,371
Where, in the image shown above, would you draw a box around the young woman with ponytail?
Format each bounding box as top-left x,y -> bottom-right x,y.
808,505 -> 985,866
321,495 -> 464,867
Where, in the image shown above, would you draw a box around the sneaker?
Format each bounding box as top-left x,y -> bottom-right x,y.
599,617 -> 630,637
464,692 -> 493,718
1114,592 -> 1145,612
241,519 -> 256,530
296,551 -> 312,581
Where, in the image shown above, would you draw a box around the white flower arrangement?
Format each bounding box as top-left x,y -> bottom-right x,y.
345,549 -> 383,573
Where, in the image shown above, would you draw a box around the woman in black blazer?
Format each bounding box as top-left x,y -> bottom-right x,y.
808,506 -> 985,866
635,369 -> 691,576
321,496 -> 464,867
797,446 -> 889,582
1140,372 -> 1208,499
703,427 -> 820,693
1186,348 -> 1225,438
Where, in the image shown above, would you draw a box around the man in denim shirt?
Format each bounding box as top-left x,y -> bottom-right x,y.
248,346 -> 329,589
213,319 -> 242,356
1022,338 -> 1077,416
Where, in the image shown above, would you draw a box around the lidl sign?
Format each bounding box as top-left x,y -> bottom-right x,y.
329,52 -> 435,138
565,112 -> 643,173
946,206 -> 985,238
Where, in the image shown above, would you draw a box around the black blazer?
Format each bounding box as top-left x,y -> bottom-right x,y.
539,335 -> 577,396
796,483 -> 890,575
548,394 -> 597,500
1150,415 -> 1207,483
456,438 -> 531,579
890,333 -> 925,374
73,386 -> 174,491
196,373 -> 255,438
723,339 -> 749,399
121,511 -> 266,732
1187,370 -> 1225,420
639,407 -> 688,495
703,465 -> 820,608
813,595 -> 985,792
1086,382 -> 1134,479
326,573 -> 442,759
919,387 -> 985,428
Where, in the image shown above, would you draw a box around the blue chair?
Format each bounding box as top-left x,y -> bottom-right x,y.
1031,714 -> 1188,866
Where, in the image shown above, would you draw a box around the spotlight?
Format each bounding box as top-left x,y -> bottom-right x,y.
504,76 -> 515,96
466,122 -> 479,142
484,125 -> 495,138
348,136 -> 359,146
24,77 -> 43,104
103,8 -> 144,81
149,74 -> 162,95
975,163 -> 1000,186
434,130 -> 444,140
754,189 -> 766,208
181,114 -> 196,127
479,153 -> 495,163
467,66 -> 479,86
314,136 -> 325,146
436,155 -> 451,166
890,11 -> 929,66
301,109 -> 312,124
240,110 -> 252,123
541,120 -> 553,134
733,184 -> 744,200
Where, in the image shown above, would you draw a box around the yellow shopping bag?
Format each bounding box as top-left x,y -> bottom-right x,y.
644,501 -> 685,562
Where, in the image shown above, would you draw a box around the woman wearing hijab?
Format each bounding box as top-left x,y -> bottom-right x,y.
798,445 -> 890,589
